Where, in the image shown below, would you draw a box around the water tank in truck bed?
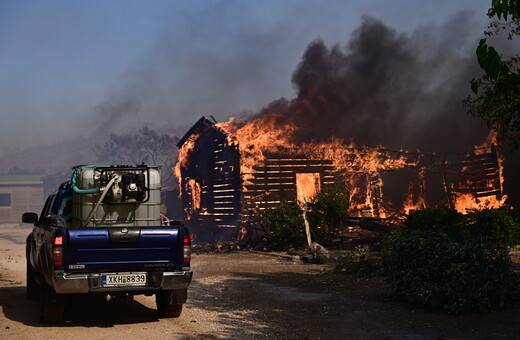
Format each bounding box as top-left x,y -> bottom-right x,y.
71,166 -> 162,227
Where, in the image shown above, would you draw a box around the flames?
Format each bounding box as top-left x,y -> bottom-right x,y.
216,113 -> 299,180
212,113 -> 418,218
212,113 -> 506,217
402,169 -> 427,215
296,173 -> 321,204
173,132 -> 199,188
175,111 -> 507,222
187,178 -> 201,217
450,130 -> 507,213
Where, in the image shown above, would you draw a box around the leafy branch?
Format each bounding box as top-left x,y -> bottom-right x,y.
465,0 -> 520,151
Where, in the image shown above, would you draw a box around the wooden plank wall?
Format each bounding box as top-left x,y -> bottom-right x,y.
242,155 -> 336,222
179,126 -> 242,241
425,145 -> 503,203
452,146 -> 502,198
201,136 -> 241,227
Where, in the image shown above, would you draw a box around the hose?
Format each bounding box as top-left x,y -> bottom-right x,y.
83,175 -> 119,227
71,168 -> 99,195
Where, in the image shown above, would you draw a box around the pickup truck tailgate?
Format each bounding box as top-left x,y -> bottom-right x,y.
65,228 -> 182,271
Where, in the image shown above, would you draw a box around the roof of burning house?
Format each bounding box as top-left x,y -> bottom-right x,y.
177,116 -> 216,148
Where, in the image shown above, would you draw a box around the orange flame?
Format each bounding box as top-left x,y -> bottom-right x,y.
217,113 -> 298,182
174,132 -> 200,189
451,130 -> 507,213
176,112 -> 506,221
402,169 -> 427,215
296,173 -> 321,205
215,114 -> 505,217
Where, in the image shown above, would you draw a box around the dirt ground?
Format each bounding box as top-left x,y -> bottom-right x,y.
0,223 -> 519,340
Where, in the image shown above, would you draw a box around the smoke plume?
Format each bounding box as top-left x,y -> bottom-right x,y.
250,15 -> 487,152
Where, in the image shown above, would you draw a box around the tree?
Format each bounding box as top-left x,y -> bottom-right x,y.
93,127 -> 179,188
465,0 -> 520,151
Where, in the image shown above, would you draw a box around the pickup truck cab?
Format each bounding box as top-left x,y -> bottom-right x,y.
23,164 -> 192,323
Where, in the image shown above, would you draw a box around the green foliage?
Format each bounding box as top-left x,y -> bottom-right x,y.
475,39 -> 511,82
404,206 -> 469,242
465,51 -> 520,150
468,207 -> 520,247
265,188 -> 349,250
465,0 -> 520,151
486,6 -> 520,39
488,0 -> 520,23
323,206 -> 520,312
405,206 -> 520,247
308,188 -> 349,230
265,202 -> 306,250
381,229 -> 519,313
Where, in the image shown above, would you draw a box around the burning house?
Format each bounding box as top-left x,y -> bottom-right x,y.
174,19 -> 511,242
175,115 -> 506,241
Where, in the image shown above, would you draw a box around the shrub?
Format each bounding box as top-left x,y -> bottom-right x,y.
381,228 -> 519,313
468,208 -> 520,248
308,188 -> 349,230
405,206 -> 520,247
404,206 -> 469,242
265,189 -> 348,250
264,202 -> 305,250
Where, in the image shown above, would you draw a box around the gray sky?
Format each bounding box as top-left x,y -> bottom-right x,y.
0,0 -> 491,151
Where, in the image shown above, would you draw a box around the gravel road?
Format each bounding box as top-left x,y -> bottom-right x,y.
0,224 -> 519,340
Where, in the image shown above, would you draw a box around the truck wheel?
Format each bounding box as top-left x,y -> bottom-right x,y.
26,262 -> 39,300
155,291 -> 183,318
40,281 -> 65,323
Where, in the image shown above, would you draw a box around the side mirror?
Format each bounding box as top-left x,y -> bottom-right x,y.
22,212 -> 38,224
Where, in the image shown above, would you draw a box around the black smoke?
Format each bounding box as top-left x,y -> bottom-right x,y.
244,15 -> 519,206
255,15 -> 488,152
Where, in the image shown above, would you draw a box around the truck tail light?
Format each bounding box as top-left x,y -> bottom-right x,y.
53,236 -> 64,266
182,233 -> 191,264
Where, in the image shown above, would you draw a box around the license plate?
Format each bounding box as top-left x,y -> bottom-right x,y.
101,273 -> 147,287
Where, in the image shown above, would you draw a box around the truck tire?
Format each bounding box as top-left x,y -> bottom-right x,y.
40,281 -> 65,323
155,290 -> 183,318
26,261 -> 39,300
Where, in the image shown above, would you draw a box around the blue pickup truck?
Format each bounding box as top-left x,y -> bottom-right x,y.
22,164 -> 192,323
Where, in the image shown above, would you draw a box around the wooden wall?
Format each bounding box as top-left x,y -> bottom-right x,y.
242,155 -> 336,223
